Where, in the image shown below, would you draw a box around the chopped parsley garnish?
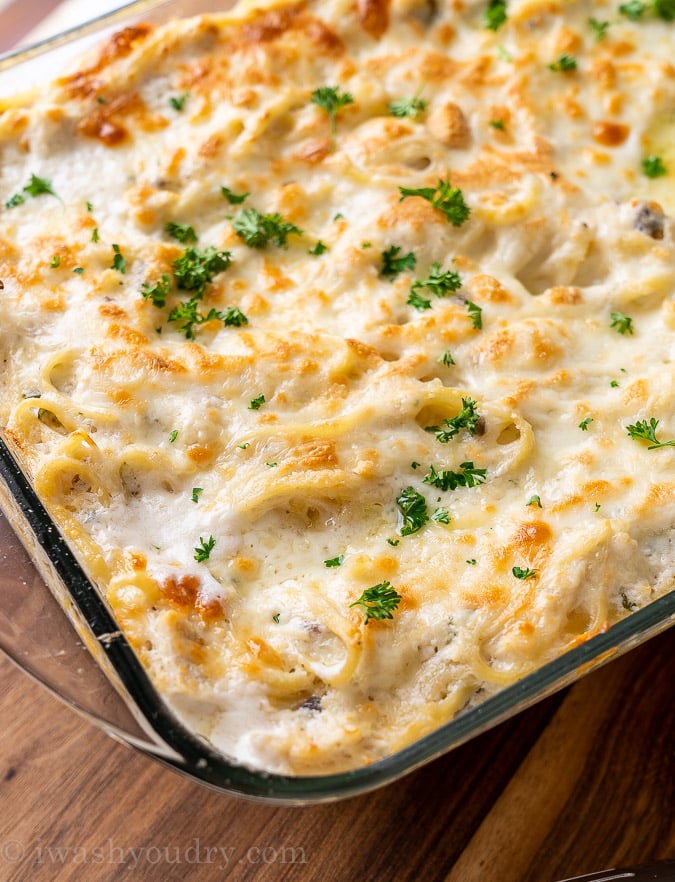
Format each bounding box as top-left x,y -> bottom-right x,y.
654,0 -> 675,19
249,394 -> 266,410
86,201 -> 94,212
141,274 -> 171,308
5,193 -> 25,208
594,502 -> 602,512
23,174 -> 58,199
73,267 -> 84,274
619,0 -> 648,19
410,262 -> 462,300
309,240 -> 329,256
610,311 -> 634,335
549,55 -> 577,72
425,397 -> 481,442
91,228 -> 99,243
438,350 -> 456,366
380,245 -> 417,280
642,155 -> 667,178
432,508 -> 451,524
361,241 -> 372,249
191,487 -> 203,503
169,429 -> 178,443
350,581 -> 402,624
485,0 -> 508,31
423,461 -> 487,491
50,255 -> 61,268
169,92 -> 189,111
388,95 -> 427,119
272,612 -> 281,623
465,300 -> 483,329
512,566 -> 538,580
233,208 -> 303,248
194,535 -> 215,562
527,494 -> 542,508
625,417 -> 675,449
621,592 -> 637,611
466,558 -> 477,565
168,302 -> 247,339
396,486 -> 429,536
610,380 -> 620,388
579,417 -> 593,431
399,178 -> 471,227
110,244 -> 126,274
310,86 -> 354,135
221,186 -> 249,204
489,118 -> 505,130
173,246 -> 231,295
324,555 -> 344,567
407,291 -> 431,311
266,461 -> 278,468
387,537 -> 400,547
6,174 -> 60,208
588,17 -> 609,39
166,222 -> 197,243
496,44 -> 512,62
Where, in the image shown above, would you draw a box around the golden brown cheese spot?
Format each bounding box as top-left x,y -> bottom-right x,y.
426,101 -> 471,148
468,274 -> 514,304
592,120 -> 630,147
290,438 -> 339,470
186,443 -> 220,466
544,286 -> 583,305
78,92 -> 146,146
462,583 -> 507,609
161,573 -> 222,619
293,137 -> 331,163
358,0 -> 391,38
59,25 -> 153,98
99,303 -> 128,319
621,379 -> 649,406
590,58 -> 617,90
510,520 -> 552,561
377,193 -> 446,232
554,26 -> 582,55
106,323 -> 149,347
419,51 -> 458,82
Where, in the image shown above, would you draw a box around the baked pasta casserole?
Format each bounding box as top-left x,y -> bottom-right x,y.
0,0 -> 673,774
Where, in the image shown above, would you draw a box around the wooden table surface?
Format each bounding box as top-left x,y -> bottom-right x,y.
1,629 -> 673,882
0,3 -> 674,881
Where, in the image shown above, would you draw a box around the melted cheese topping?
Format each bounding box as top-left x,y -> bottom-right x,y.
0,0 -> 673,775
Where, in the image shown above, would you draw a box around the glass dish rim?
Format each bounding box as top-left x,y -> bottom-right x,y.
0,0 -> 673,804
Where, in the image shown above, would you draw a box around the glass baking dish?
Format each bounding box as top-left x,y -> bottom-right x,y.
0,0 -> 673,805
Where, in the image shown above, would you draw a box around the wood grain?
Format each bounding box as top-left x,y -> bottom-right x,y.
1,630 -> 673,882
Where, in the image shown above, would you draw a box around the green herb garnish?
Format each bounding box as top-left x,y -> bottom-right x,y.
512,566 -> 538,580
310,86 -> 354,136
324,555 -> 344,567
194,535 -> 215,562
610,311 -> 634,335
425,397 -> 481,443
642,155 -> 667,178
221,186 -> 249,204
423,461 -> 487,491
549,55 -> 577,72
166,222 -> 197,243
111,244 -> 126,274
625,417 -> 675,449
380,245 -> 417,280
350,581 -> 402,624
388,96 -> 427,119
399,178 -> 471,227
396,486 -> 429,536
249,394 -> 266,410
233,208 -> 303,248
485,0 -> 508,31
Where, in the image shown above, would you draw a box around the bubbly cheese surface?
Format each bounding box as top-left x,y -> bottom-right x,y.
0,0 -> 673,775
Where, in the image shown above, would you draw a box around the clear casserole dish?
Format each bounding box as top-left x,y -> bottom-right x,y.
0,0 -> 673,804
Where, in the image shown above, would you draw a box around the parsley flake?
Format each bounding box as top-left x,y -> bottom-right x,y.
399,178 -> 471,227
380,245 -> 417,280
169,92 -> 189,111
91,227 -> 99,243
465,300 -> 483,329
141,274 -> 171,308
388,95 -> 427,119
191,487 -> 203,503
512,566 -> 538,580
466,558 -> 477,565
626,417 -> 675,449
110,244 -> 126,274
194,535 -> 215,562
50,255 -> 61,268
310,86 -> 354,136
425,397 -> 481,443
249,394 -> 265,410
527,494 -> 542,508
642,155 -> 667,178
549,55 -> 577,72
432,508 -> 451,524
423,461 -> 487,491
5,193 -> 25,209
485,0 -> 508,31
396,486 -> 429,536
324,555 -> 344,567
610,311 -> 634,335
489,118 -> 506,131
166,222 -> 197,243
23,174 -> 58,199
309,240 -> 329,256
350,581 -> 402,624
221,186 -> 249,204
169,429 -> 178,443
438,350 -> 456,366
579,417 -> 593,431
233,208 -> 303,248
173,246 -> 231,295
588,17 -> 609,39
619,0 -> 648,19
410,262 -> 462,301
